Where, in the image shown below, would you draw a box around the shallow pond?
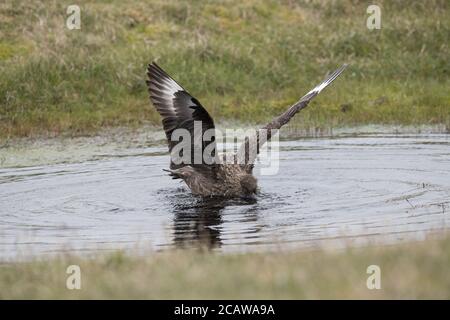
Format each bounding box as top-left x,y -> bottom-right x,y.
1,132 -> 449,260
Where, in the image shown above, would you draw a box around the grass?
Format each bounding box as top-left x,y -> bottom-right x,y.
1,235 -> 449,299
0,0 -> 449,140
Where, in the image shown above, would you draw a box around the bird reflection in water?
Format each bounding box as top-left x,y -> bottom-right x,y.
172,195 -> 258,249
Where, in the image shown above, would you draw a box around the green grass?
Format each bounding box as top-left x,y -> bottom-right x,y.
0,0 -> 449,139
1,236 -> 449,299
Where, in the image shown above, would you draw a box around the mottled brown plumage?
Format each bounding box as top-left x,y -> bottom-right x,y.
147,62 -> 347,197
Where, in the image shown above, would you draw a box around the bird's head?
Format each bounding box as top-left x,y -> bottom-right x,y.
240,174 -> 258,195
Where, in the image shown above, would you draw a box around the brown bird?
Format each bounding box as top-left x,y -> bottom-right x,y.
146,62 -> 347,197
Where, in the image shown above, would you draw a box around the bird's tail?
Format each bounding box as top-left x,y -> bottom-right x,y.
163,169 -> 182,180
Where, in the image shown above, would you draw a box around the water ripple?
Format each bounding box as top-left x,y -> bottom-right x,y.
0,133 -> 449,259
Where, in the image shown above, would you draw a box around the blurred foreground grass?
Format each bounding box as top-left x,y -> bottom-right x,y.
1,236 -> 449,299
0,0 -> 449,139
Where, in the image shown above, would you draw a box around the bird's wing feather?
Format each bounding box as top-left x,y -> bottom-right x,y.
146,62 -> 218,173
237,64 -> 348,171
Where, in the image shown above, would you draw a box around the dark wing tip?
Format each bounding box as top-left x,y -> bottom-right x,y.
147,62 -> 159,77
148,61 -> 160,68
147,62 -> 166,80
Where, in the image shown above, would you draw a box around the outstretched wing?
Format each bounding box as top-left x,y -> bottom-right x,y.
237,64 -> 348,171
146,62 -> 218,172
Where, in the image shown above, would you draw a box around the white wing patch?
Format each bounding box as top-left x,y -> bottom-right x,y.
159,75 -> 183,99
147,63 -> 185,115
304,64 -> 348,97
